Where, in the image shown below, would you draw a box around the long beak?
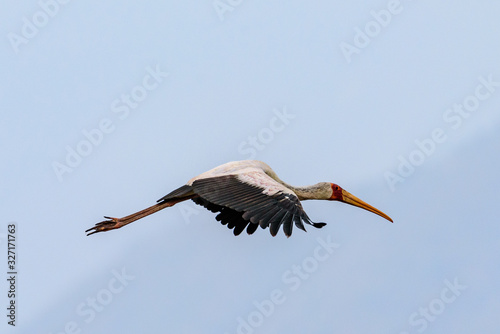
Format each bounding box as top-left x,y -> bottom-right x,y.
341,189 -> 393,222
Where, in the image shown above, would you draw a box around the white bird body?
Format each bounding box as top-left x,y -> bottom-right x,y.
187,160 -> 293,197
86,160 -> 393,237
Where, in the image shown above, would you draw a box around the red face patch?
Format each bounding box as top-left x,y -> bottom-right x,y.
330,183 -> 343,200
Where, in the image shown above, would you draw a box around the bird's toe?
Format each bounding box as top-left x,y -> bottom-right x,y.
85,217 -> 121,236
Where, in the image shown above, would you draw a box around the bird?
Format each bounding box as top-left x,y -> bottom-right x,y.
86,160 -> 393,237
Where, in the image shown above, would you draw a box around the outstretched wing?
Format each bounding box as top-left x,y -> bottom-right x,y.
189,173 -> 325,237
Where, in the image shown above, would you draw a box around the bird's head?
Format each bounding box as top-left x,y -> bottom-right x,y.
328,183 -> 393,223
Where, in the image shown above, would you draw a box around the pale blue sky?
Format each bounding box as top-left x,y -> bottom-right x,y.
2,1 -> 500,333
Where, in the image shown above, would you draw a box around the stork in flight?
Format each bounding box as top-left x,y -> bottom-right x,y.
86,160 -> 393,237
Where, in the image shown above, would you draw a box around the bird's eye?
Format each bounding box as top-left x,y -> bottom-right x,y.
331,184 -> 341,192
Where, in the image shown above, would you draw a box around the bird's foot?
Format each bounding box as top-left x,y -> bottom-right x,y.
85,216 -> 125,236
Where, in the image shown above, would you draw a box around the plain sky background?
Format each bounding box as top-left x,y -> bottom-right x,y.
2,1 -> 500,333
